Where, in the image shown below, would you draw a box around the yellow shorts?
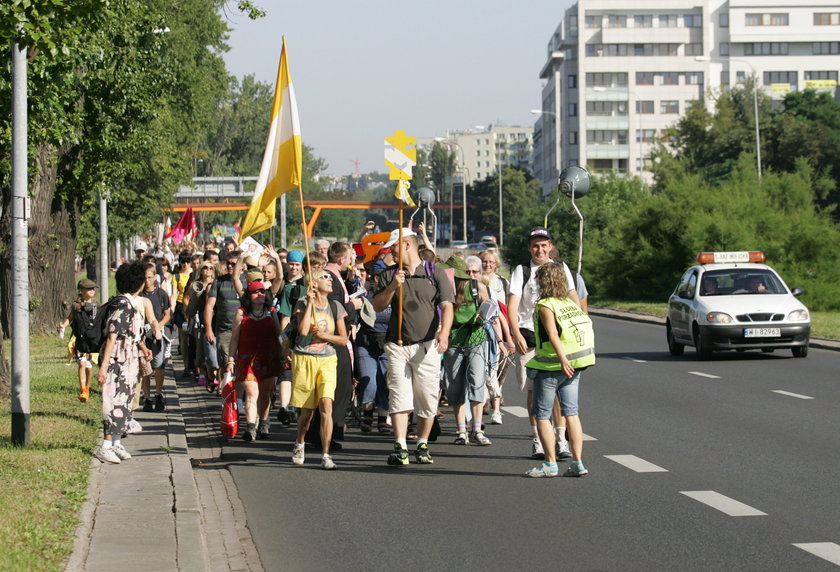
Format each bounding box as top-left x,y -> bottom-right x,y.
290,353 -> 337,410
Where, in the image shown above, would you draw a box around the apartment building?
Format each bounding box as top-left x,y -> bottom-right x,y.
417,124 -> 534,186
534,0 -> 840,194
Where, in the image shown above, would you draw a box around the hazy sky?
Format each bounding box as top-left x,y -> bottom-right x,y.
221,0 -> 574,177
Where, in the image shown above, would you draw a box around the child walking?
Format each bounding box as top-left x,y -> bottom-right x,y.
57,278 -> 100,402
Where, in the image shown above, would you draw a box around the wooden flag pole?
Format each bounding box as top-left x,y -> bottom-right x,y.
297,184 -> 317,329
397,206 -> 404,346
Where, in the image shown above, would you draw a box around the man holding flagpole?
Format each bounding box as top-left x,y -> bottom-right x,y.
373,228 -> 453,466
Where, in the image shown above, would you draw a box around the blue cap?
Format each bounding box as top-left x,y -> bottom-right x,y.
287,249 -> 305,263
372,260 -> 388,274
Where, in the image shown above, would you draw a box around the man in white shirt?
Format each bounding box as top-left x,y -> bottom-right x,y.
507,227 -> 580,460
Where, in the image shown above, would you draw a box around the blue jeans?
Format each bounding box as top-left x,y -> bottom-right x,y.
531,369 -> 582,419
443,344 -> 487,406
355,342 -> 389,410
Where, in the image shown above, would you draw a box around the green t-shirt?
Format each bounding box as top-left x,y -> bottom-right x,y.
450,282 -> 487,348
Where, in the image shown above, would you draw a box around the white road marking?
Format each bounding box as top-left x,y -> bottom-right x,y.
793,542 -> 840,566
501,406 -> 529,418
582,433 -> 598,441
604,455 -> 668,473
688,371 -> 721,379
621,356 -> 648,363
772,390 -> 814,400
680,491 -> 767,516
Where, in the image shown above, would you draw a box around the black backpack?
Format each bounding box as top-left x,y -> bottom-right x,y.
72,296 -> 125,354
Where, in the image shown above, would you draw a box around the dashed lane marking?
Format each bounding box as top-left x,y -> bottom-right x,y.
772,390 -> 814,400
680,491 -> 767,517
621,356 -> 648,363
604,455 -> 668,473
501,406 -> 529,418
582,433 -> 598,441
688,371 -> 721,379
792,542 -> 840,566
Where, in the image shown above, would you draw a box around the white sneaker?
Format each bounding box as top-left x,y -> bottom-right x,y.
126,419 -> 143,434
470,431 -> 493,446
292,445 -> 305,466
490,411 -> 503,425
531,438 -> 545,460
94,446 -> 121,464
556,441 -> 572,460
112,443 -> 132,460
321,455 -> 336,470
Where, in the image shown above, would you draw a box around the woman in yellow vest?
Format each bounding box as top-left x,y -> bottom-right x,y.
525,263 -> 595,478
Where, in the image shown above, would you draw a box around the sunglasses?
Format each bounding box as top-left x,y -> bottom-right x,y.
250,288 -> 266,294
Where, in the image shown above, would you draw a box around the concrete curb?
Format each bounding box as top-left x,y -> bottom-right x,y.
65,458 -> 101,572
166,388 -> 210,571
589,306 -> 840,352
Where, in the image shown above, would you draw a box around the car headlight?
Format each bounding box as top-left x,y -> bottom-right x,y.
706,312 -> 734,324
787,309 -> 809,322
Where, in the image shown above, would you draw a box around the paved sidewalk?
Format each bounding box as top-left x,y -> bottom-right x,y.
66,351 -> 262,572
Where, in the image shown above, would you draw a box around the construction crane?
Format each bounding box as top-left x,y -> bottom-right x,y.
348,157 -> 361,176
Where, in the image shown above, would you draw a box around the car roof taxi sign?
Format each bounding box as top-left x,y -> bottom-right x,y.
696,251 -> 765,264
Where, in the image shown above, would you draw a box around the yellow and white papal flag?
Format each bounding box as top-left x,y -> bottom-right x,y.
239,36 -> 302,240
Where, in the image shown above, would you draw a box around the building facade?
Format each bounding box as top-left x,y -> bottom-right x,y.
534,0 -> 840,194
417,124 -> 534,186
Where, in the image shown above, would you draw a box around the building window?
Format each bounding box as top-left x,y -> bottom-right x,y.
586,44 -> 603,57
805,70 -> 839,81
476,150 -> 481,157
634,44 -> 653,56
607,44 -> 629,56
635,129 -> 656,142
569,132 -> 578,145
586,72 -> 629,87
568,74 -> 577,88
721,70 -> 730,86
590,159 -> 613,173
736,71 -> 746,85
746,13 -> 789,26
685,72 -> 703,85
814,13 -> 840,25
684,14 -> 701,28
636,158 -> 654,171
659,15 -> 678,28
585,15 -> 601,28
685,43 -> 703,56
607,15 -> 627,28
660,100 -> 679,113
764,71 -> 798,90
744,42 -> 789,55
634,15 -> 652,28
658,43 -> 679,56
568,102 -> 577,116
636,100 -> 654,114
720,42 -> 729,56
813,42 -> 840,55
661,72 -> 679,85
720,13 -> 729,27
636,71 -> 654,85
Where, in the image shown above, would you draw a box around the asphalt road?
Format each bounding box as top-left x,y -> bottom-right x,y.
224,316 -> 840,571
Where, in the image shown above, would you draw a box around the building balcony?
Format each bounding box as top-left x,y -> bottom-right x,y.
586,143 -> 630,159
585,116 -> 630,130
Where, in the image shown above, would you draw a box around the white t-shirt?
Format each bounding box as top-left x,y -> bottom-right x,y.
508,259 -> 575,332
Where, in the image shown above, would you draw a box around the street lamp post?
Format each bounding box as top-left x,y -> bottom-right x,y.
696,55 -> 761,178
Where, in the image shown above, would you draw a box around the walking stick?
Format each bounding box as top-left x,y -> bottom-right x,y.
397,208 -> 404,346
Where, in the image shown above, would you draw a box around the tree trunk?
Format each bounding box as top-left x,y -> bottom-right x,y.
0,142 -> 77,336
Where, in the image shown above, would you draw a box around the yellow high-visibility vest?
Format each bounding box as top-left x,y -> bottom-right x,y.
526,297 -> 595,371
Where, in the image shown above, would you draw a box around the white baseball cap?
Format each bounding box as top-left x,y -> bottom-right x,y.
382,228 -> 416,249
135,240 -> 148,251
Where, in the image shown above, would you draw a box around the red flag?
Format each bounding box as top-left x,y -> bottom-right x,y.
165,207 -> 196,244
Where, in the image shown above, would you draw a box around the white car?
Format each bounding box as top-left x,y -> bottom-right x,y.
666,251 -> 810,359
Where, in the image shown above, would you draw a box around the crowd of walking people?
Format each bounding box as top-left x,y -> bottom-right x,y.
64,222 -> 595,476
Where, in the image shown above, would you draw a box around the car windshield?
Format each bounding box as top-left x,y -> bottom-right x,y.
700,269 -> 786,296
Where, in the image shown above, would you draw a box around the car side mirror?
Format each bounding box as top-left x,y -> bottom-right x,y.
791,287 -> 805,297
678,289 -> 692,299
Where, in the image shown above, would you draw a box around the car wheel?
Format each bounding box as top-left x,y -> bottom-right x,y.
693,324 -> 712,360
666,322 -> 684,356
792,346 -> 808,358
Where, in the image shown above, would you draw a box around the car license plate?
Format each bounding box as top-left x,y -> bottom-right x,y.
744,328 -> 780,338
